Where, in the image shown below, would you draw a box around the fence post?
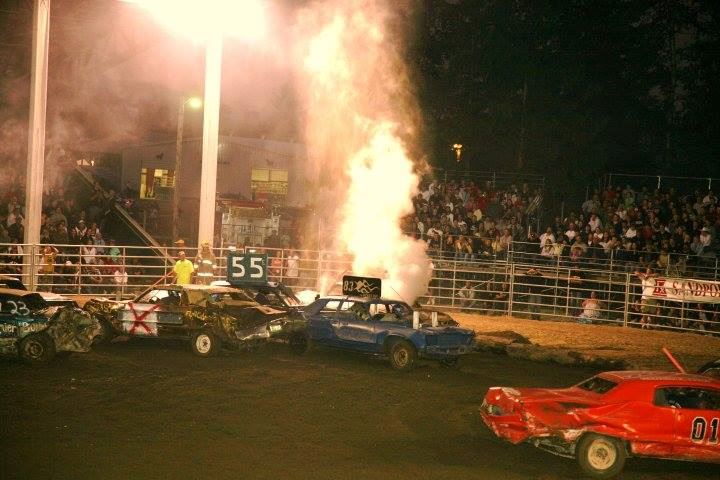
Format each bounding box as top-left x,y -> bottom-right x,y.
507,263 -> 515,316
28,244 -> 37,291
623,273 -> 630,328
564,268 -> 571,317
451,260 -> 457,308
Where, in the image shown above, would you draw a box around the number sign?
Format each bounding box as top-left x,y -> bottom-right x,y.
227,253 -> 268,284
342,275 -> 382,298
691,417 -> 719,444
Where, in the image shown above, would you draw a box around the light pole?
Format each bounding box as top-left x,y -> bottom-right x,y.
122,0 -> 266,248
173,96 -> 202,244
197,34 -> 222,247
24,0 -> 51,290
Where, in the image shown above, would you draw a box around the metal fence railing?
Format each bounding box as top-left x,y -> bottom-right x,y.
0,243 -> 717,335
509,240 -> 719,280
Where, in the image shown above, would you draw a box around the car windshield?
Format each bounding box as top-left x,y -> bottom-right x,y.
576,376 -> 618,394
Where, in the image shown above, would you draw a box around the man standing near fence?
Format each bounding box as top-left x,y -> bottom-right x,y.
39,244 -> 59,292
173,251 -> 194,285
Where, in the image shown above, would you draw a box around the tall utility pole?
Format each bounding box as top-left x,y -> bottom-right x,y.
24,0 -> 51,289
173,99 -> 185,244
197,34 -> 222,247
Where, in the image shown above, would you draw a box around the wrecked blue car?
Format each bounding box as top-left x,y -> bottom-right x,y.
0,288 -> 100,364
301,296 -> 475,371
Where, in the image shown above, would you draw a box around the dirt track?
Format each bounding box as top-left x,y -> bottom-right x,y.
0,331 -> 717,480
455,313 -> 720,371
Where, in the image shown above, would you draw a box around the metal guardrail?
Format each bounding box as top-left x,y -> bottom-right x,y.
0,243 -> 717,335
509,240 -> 719,280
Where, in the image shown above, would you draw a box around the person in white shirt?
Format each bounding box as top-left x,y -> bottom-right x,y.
588,214 -> 602,231
539,227 -> 555,248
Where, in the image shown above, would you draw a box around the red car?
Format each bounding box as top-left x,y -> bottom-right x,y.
480,371 -> 720,479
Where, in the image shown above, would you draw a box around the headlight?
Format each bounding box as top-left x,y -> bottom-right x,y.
481,400 -> 504,416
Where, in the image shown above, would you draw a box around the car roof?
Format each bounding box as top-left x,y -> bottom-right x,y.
599,370 -> 720,386
149,284 -> 242,293
0,287 -> 37,297
316,295 -> 407,303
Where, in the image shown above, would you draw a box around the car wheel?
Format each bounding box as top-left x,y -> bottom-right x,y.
19,333 -> 56,364
190,331 -> 218,357
577,434 -> 626,479
440,356 -> 459,368
388,340 -> 417,372
289,332 -> 309,355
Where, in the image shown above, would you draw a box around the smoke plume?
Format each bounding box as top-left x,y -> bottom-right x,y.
295,0 -> 432,303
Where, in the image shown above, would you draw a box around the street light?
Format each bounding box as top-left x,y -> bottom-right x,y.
452,143 -> 463,162
173,96 -> 202,243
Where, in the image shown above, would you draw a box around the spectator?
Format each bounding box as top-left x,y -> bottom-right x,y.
38,244 -> 59,292
173,251 -> 194,285
285,249 -> 300,285
578,291 -> 602,324
81,238 -> 97,265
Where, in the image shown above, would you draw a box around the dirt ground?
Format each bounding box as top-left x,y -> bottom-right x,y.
0,316 -> 718,480
454,313 -> 720,372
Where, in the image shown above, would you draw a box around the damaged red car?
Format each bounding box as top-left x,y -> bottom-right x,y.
480,371 -> 720,478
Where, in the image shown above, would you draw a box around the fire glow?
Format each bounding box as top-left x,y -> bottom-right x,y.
297,0 -> 432,303
122,0 -> 266,42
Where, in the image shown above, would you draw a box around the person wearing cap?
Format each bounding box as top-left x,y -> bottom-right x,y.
193,241 -> 216,285
173,250 -> 194,285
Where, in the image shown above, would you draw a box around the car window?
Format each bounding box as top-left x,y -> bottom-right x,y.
322,300 -> 342,312
654,387 -> 720,410
576,376 -> 618,394
346,301 -> 372,321
369,303 -> 388,315
136,289 -> 172,304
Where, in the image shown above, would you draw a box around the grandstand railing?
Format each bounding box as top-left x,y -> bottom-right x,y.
0,243 -> 717,335
509,240 -> 719,280
431,169 -> 545,191
602,173 -> 720,194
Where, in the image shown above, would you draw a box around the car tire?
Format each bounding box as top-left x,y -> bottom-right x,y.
19,333 -> 56,364
577,434 -> 626,479
388,339 -> 417,372
289,332 -> 309,355
440,356 -> 459,368
190,330 -> 219,357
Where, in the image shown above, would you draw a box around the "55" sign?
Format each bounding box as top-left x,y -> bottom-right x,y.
227,253 -> 267,284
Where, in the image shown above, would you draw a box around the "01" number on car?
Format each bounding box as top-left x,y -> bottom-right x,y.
691,417 -> 719,444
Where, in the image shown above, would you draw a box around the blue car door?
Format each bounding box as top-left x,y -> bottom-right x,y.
308,299 -> 342,344
333,300 -> 376,351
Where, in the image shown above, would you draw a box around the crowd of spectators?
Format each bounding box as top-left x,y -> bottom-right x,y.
0,172 -> 130,293
517,185 -> 720,276
403,179 -> 543,261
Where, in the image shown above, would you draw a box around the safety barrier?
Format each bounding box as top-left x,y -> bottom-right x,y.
0,243 -> 717,335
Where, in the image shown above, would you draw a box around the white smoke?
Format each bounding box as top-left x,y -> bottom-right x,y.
295,0 -> 432,303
